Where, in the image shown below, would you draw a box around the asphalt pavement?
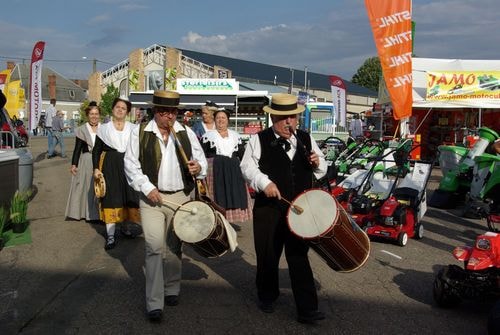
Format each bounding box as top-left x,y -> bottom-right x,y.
0,136 -> 493,335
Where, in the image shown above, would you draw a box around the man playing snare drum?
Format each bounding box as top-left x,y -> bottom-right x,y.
240,93 -> 327,324
124,90 -> 207,322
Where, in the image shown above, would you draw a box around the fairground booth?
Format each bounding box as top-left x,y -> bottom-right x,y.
410,57 -> 500,160
129,78 -> 270,139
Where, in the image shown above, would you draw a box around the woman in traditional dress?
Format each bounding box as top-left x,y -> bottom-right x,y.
93,97 -> 141,250
192,101 -> 217,140
200,108 -> 252,223
65,102 -> 101,221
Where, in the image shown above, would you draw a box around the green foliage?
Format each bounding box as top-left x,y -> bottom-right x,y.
0,206 -> 7,233
10,190 -> 30,224
77,100 -> 91,126
100,84 -> 120,117
351,57 -> 382,92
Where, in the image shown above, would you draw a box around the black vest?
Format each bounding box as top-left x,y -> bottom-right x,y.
255,128 -> 314,208
139,123 -> 194,193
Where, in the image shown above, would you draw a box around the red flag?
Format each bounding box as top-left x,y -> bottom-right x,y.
29,41 -> 45,131
365,0 -> 412,120
329,75 -> 347,127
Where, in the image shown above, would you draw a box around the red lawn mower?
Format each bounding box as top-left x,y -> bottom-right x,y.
346,140 -> 432,246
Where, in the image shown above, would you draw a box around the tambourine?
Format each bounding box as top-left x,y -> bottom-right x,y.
94,174 -> 106,198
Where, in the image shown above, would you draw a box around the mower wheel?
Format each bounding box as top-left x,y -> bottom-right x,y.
415,223 -> 424,239
433,267 -> 461,308
397,232 -> 408,246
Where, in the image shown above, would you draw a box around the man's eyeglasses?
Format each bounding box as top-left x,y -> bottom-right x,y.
155,108 -> 178,116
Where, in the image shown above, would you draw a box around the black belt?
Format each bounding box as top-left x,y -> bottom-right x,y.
159,190 -> 183,194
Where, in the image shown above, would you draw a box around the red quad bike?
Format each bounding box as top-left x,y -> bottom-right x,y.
364,160 -> 433,246
433,232 -> 500,334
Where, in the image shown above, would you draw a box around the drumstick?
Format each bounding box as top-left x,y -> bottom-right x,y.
161,199 -> 198,215
281,198 -> 304,214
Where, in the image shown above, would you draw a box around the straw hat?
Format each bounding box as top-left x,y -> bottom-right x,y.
263,93 -> 305,115
94,174 -> 106,198
149,90 -> 184,108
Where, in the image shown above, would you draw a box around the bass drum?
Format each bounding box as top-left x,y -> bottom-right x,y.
173,200 -> 229,258
287,189 -> 370,272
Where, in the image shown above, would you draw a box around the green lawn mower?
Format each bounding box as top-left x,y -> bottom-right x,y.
429,127 -> 499,208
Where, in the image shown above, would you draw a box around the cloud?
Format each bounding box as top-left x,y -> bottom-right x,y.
180,20 -> 372,79
120,3 -> 148,11
87,26 -> 129,48
179,0 -> 500,80
89,15 -> 109,24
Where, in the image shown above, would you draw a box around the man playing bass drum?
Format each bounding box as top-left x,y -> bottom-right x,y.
240,93 -> 327,324
125,90 -> 207,323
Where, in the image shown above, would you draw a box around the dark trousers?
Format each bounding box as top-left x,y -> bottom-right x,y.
253,205 -> 318,314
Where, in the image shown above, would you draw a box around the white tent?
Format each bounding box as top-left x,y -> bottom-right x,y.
412,57 -> 500,109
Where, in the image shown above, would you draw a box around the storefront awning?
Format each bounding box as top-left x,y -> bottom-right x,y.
129,91 -> 236,109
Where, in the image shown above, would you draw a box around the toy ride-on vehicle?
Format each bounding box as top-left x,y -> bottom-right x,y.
433,231 -> 500,334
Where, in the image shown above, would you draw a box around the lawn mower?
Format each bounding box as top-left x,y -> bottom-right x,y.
363,160 -> 432,246
462,152 -> 500,220
430,127 -> 499,208
347,139 -> 430,246
335,138 -> 386,183
331,141 -> 400,211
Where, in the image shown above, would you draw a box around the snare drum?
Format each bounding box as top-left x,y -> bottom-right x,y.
173,200 -> 230,258
287,189 -> 370,272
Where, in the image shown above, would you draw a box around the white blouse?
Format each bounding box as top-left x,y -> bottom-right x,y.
202,129 -> 242,157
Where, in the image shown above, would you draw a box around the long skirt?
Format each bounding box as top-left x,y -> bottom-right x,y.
65,152 -> 100,221
98,150 -> 140,224
205,157 -> 252,223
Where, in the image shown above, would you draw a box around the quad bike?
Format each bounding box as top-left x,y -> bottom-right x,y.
430,127 -> 498,208
433,231 -> 500,334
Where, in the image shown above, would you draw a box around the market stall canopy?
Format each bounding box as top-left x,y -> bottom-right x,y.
412,57 -> 500,109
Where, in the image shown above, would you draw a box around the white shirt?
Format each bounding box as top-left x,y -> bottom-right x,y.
240,129 -> 327,192
124,120 -> 208,197
45,105 -> 56,127
349,118 -> 364,137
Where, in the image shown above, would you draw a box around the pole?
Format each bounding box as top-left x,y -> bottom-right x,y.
304,66 -> 308,92
93,59 -> 97,73
290,68 -> 294,93
235,95 -> 238,132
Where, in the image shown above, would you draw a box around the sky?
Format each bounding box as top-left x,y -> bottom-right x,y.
1,0 -> 499,81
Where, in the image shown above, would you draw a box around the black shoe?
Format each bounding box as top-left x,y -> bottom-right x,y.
47,154 -> 56,159
147,309 -> 163,322
104,236 -> 116,250
257,300 -> 274,313
297,310 -> 325,324
165,295 -> 179,306
121,222 -> 143,238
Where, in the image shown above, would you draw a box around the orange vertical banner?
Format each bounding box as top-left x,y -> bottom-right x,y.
365,0 -> 413,120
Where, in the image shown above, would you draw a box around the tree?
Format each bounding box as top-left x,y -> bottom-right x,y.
100,84 -> 119,117
351,57 -> 382,92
